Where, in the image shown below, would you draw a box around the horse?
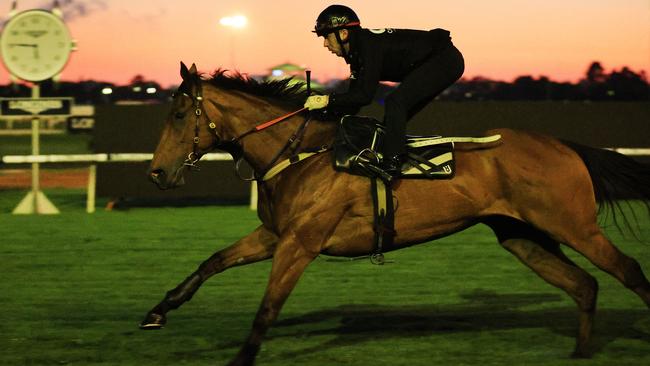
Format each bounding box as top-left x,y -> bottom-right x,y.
141,62 -> 650,366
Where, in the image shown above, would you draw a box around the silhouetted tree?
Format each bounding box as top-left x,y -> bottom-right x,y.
586,62 -> 606,83
606,67 -> 649,100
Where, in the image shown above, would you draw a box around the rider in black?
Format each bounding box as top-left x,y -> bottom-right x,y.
304,5 -> 465,175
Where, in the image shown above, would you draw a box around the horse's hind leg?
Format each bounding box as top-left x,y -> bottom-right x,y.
563,226 -> 650,308
484,217 -> 598,358
140,225 -> 277,329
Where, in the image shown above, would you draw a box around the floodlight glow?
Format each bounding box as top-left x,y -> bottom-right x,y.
220,15 -> 248,29
146,87 -> 157,94
272,69 -> 283,77
101,87 -> 113,95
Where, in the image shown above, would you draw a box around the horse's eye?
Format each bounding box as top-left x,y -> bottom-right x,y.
175,112 -> 185,119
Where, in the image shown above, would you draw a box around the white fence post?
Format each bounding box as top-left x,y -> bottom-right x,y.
86,164 -> 97,213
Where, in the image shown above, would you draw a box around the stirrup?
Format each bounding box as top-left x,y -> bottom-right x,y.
353,148 -> 381,165
353,159 -> 393,182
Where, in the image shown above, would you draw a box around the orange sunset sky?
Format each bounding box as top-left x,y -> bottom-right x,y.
1,0 -> 649,87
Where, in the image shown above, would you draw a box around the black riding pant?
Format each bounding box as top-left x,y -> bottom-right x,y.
382,45 -> 464,158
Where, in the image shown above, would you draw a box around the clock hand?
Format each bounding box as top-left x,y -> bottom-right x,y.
9,43 -> 41,59
9,43 -> 38,48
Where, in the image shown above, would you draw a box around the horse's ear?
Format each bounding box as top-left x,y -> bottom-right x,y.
189,63 -> 198,75
180,61 -> 190,80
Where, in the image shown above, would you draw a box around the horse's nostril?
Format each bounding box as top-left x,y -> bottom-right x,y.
149,169 -> 165,183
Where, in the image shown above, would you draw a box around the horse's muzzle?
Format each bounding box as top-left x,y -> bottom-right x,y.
149,167 -> 186,189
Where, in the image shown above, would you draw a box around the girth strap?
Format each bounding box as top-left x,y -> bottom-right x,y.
370,177 -> 395,265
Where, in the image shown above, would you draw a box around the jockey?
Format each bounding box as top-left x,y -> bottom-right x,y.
304,4 -> 465,175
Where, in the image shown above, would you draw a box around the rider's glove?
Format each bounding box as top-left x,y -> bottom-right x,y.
304,95 -> 329,110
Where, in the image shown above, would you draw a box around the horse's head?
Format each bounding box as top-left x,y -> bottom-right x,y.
148,62 -> 335,189
148,62 -> 223,189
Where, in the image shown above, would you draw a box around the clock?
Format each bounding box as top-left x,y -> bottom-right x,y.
0,9 -> 74,82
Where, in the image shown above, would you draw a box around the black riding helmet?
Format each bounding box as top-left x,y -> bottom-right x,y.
313,5 -> 361,37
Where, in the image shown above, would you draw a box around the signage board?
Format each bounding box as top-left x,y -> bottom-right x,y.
0,97 -> 74,116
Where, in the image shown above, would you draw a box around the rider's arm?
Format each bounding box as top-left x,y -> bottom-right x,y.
328,40 -> 382,108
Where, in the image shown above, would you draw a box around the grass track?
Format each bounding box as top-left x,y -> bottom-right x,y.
1,190 -> 649,365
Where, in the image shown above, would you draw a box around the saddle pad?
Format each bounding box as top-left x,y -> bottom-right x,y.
401,143 -> 454,178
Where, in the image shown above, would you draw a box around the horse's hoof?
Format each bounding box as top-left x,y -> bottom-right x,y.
570,349 -> 592,359
227,344 -> 260,366
139,311 -> 166,330
227,358 -> 253,366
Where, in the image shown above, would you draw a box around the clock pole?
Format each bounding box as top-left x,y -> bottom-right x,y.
13,82 -> 61,214
31,83 -> 40,214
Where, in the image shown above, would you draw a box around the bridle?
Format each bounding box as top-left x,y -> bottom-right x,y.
181,84 -> 210,171
179,79 -> 315,180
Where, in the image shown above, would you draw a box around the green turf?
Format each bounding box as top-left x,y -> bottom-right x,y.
1,191 -> 649,365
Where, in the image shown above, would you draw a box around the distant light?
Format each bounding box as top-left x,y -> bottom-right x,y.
101,87 -> 113,95
146,87 -> 157,94
272,69 -> 283,77
133,86 -> 142,92
220,15 -> 248,29
607,90 -> 615,96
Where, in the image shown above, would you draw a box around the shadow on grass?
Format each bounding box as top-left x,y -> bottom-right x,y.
241,289 -> 649,360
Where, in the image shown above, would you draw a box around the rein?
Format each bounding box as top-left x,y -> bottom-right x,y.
181,82 -> 319,181
234,107 -> 308,142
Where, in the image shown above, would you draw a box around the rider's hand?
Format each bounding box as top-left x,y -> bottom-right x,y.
304,95 -> 329,110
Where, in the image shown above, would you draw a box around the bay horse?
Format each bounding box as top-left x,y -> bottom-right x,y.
141,62 -> 650,366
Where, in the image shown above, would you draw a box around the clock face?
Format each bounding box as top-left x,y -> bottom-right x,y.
0,9 -> 73,82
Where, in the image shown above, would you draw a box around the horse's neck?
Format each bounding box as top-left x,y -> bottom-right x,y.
218,91 -> 335,172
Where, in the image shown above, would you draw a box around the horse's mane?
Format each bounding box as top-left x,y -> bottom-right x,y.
204,69 -> 308,108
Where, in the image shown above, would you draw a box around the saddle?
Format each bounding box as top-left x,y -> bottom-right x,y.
334,115 -> 455,181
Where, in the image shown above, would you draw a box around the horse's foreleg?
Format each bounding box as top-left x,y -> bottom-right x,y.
228,237 -> 318,366
140,225 -> 277,329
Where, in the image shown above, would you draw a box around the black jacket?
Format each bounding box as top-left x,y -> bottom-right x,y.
329,28 -> 452,108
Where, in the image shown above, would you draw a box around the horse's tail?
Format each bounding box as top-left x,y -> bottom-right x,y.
563,140 -> 650,233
